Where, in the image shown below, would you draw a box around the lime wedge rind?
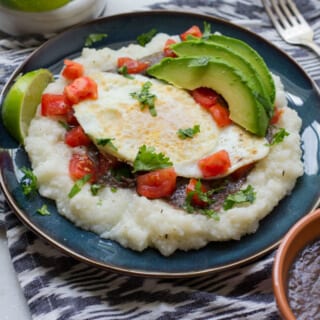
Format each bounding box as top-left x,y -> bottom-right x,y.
0,0 -> 71,12
1,68 -> 53,144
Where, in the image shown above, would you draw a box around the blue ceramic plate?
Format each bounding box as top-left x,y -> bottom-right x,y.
1,11 -> 320,277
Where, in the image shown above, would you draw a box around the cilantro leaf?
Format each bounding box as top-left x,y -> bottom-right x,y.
183,180 -> 220,220
131,81 -> 157,116
68,174 -> 91,198
20,167 -> 38,196
58,120 -> 71,131
90,183 -> 102,196
183,192 -> 195,213
193,180 -> 212,204
133,145 -> 172,172
37,204 -> 50,216
137,28 -> 157,46
184,181 -> 210,208
177,124 -> 200,139
111,164 -> 133,181
183,192 -> 219,220
223,185 -> 256,210
96,138 -> 117,150
202,21 -> 212,40
84,33 -> 108,47
202,209 -> 220,220
118,65 -> 134,79
267,128 -> 289,146
110,186 -> 118,193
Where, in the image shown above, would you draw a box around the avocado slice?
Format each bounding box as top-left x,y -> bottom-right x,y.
207,34 -> 276,108
171,40 -> 273,117
171,40 -> 271,108
147,56 -> 269,136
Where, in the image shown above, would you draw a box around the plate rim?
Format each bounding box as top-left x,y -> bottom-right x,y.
1,10 -> 320,278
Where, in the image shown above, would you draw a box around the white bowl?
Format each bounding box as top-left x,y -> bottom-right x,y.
0,0 -> 107,36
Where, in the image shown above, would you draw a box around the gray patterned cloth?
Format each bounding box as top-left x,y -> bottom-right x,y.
0,1 -> 319,319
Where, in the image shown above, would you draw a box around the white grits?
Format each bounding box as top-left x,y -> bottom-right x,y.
25,34 -> 304,256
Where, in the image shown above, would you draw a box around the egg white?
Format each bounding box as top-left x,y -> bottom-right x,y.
74,72 -> 270,179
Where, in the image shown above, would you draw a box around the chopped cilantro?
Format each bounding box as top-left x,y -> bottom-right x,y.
137,28 -> 157,46
183,192 -> 195,213
58,120 -> 70,131
267,128 -> 289,146
183,180 -> 220,220
90,184 -> 102,196
223,185 -> 256,210
133,145 -> 172,172
184,180 -> 210,209
84,33 -> 108,47
110,186 -> 118,193
188,56 -> 210,67
131,81 -> 157,116
37,204 -> 50,216
177,124 -> 200,139
111,164 -> 133,181
96,138 -> 117,150
183,194 -> 219,220
195,180 -> 212,203
68,174 -> 91,198
20,167 -> 38,196
118,65 -> 134,79
202,209 -> 220,220
202,21 -> 212,40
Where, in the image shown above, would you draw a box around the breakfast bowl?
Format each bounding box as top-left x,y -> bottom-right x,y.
1,11 -> 320,277
273,208 -> 320,319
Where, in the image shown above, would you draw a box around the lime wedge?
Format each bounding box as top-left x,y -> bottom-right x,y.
2,68 -> 53,144
0,0 -> 71,12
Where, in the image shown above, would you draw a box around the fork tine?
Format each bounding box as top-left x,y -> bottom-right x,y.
278,0 -> 299,27
263,0 -> 287,33
285,0 -> 309,26
271,0 -> 290,30
263,0 -> 320,56
264,0 -> 309,30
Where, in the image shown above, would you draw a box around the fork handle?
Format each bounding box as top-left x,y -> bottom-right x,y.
303,41 -> 320,57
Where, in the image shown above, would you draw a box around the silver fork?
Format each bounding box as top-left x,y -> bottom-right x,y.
262,0 -> 320,56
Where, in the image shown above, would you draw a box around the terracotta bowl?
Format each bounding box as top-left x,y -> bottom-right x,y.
272,208 -> 320,319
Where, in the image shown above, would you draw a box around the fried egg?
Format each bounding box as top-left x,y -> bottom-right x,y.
74,72 -> 269,179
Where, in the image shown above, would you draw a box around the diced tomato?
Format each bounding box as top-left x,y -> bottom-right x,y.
198,150 -> 231,178
270,106 -> 283,124
62,59 -> 84,80
64,126 -> 91,147
186,178 -> 209,207
230,163 -> 255,180
136,167 -> 177,199
69,153 -> 96,182
208,102 -> 232,127
117,57 -> 150,74
191,87 -> 218,109
180,25 -> 202,41
163,38 -> 177,57
64,76 -> 98,105
41,93 -> 72,116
